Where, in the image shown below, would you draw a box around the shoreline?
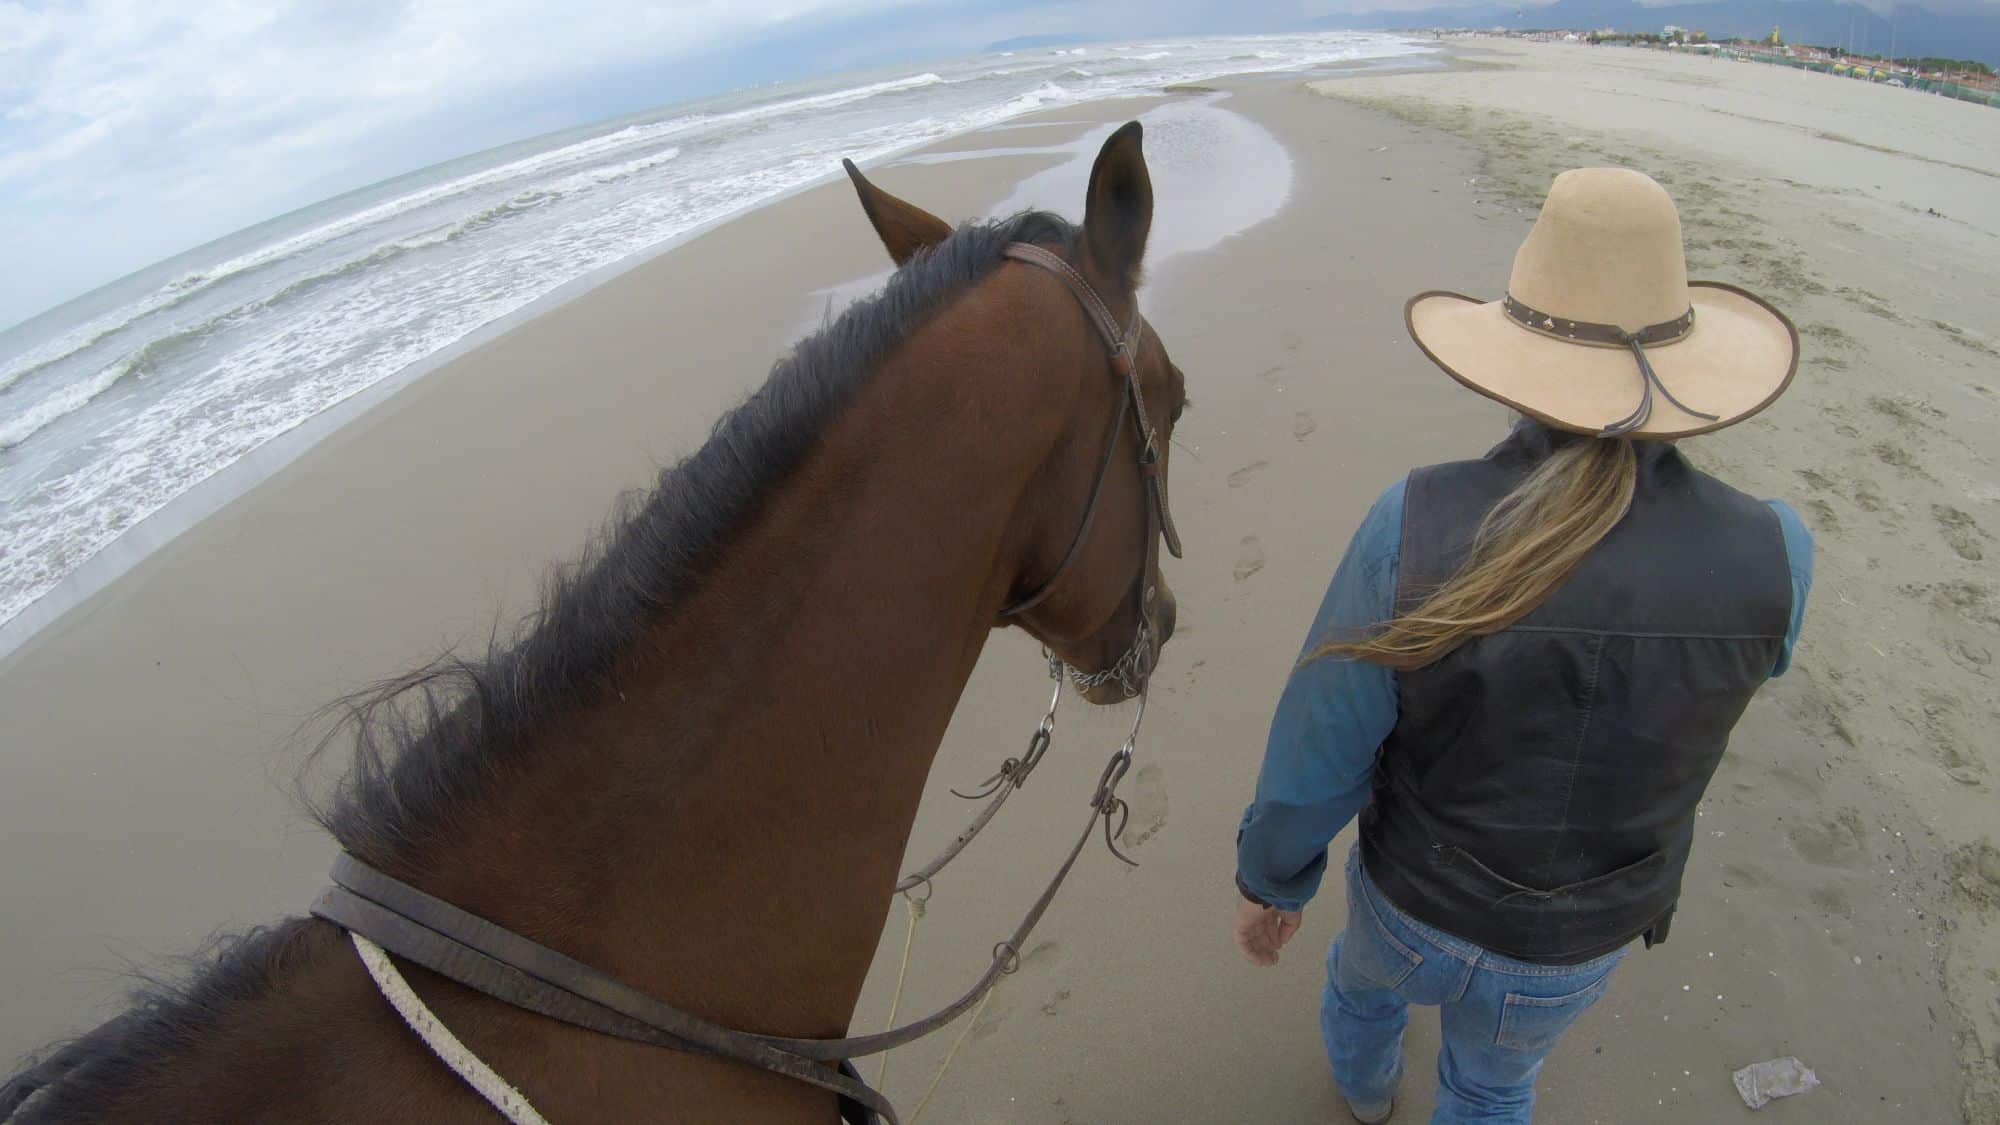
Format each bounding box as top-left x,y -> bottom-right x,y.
0,114 -> 1077,668
0,47 -> 1446,664
0,144 -> 1038,667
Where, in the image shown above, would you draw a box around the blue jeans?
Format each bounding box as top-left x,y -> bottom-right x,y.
1321,848 -> 1625,1123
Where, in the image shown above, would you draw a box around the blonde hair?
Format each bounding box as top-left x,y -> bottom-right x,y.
1311,437 -> 1638,671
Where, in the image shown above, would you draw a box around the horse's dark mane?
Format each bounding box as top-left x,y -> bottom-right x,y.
2,921 -> 317,1121
2,209 -> 1077,1120
313,208 -> 1074,867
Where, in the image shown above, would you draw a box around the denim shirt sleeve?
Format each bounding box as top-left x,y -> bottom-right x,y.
1235,479 -> 1404,912
1765,499 -> 1815,678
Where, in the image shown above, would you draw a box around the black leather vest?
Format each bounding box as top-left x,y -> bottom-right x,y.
1358,424 -> 1792,964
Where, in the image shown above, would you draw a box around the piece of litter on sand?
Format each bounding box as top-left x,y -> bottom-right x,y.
1733,1057 -> 1820,1109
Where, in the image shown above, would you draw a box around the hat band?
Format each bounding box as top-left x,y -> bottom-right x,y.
1502,294 -> 1715,438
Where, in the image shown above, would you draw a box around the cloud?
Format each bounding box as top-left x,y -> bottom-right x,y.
0,0 -> 979,327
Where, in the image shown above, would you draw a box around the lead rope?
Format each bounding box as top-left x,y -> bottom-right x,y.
875,893 -> 925,1090
883,683 -> 1151,1120
350,933 -> 552,1125
907,985 -> 998,1124
877,661 -> 1063,1095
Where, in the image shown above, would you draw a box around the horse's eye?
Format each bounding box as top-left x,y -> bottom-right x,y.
1171,396 -> 1189,423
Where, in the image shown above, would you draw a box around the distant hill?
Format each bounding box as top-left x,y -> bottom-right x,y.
1311,1 -> 2000,68
985,33 -> 1118,52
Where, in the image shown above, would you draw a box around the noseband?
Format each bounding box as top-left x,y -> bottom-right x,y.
996,243 -> 1182,699
310,242 -> 1183,1125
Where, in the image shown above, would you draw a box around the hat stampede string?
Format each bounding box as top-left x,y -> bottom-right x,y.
1501,293 -> 1719,437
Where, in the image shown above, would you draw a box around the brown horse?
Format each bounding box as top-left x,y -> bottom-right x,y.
3,122 -> 1186,1123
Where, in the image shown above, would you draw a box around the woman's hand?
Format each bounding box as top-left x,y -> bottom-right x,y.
1233,897 -> 1303,966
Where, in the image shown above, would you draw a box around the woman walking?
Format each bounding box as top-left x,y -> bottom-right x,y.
1231,168 -> 1813,1123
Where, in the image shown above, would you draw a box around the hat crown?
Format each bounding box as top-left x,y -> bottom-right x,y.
1507,168 -> 1689,332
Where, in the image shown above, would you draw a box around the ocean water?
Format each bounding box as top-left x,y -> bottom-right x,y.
0,33 -> 1428,634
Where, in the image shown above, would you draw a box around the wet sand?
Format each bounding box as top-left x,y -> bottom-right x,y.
5,42 -> 1996,1123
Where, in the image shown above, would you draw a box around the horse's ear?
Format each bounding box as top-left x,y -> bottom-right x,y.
1081,121 -> 1152,292
843,158 -> 953,266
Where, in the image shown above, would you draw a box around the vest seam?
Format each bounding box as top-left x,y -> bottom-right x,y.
1541,634 -> 1605,887
1506,626 -> 1784,641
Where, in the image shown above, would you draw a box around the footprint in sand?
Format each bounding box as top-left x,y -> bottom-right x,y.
1934,505 -> 1987,561
1949,841 -> 2000,910
1234,536 -> 1266,582
1764,764 -> 1823,801
1293,411 -> 1317,441
1912,580 -> 2000,627
1119,765 -> 1170,850
1183,658 -> 1207,688
1786,806 -> 1870,869
1228,460 -> 1268,488
1809,883 -> 1855,918
970,997 -> 1012,1041
1872,441 -> 1931,479
1018,939 -> 1064,973
1803,498 -> 1840,534
1869,394 -> 1946,428
1931,319 -> 2000,359
1943,635 -> 1992,675
1720,860 -> 1769,889
1039,988 -> 1072,1017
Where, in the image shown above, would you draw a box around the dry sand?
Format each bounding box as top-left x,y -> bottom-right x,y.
3,40 -> 1996,1123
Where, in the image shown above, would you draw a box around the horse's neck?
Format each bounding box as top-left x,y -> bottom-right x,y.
425,325 -> 1058,1041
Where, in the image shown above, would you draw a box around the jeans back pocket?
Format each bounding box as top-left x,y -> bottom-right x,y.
1494,972 -> 1614,1053
1341,873 -> 1425,990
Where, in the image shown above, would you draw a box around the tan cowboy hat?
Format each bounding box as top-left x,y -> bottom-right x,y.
1406,168 -> 1798,439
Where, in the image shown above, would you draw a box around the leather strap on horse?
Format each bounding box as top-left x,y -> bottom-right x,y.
317,773 -> 1127,1125
314,861 -> 894,1124
1001,243 -> 1183,565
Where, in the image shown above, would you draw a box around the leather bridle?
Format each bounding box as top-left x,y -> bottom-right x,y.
998,242 -> 1182,700
311,241 -> 1182,1125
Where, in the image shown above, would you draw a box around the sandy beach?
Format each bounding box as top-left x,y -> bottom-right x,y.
4,39 -> 1997,1123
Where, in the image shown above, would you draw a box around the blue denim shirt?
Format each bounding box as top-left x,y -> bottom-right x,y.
1235,478 -> 1815,913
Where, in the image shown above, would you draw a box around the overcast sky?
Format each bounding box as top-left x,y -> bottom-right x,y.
0,0 -> 1968,330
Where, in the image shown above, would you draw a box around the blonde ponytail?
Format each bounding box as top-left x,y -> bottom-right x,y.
1312,438 -> 1638,671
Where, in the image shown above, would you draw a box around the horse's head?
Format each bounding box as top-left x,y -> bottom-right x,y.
844,122 -> 1185,705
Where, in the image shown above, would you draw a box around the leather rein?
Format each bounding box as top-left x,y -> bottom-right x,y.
312,241 -> 1179,1125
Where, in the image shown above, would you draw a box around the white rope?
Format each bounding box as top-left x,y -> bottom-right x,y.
907,981 -> 997,1124
349,933 -> 552,1125
875,894 -> 925,1089
875,889 -> 998,1122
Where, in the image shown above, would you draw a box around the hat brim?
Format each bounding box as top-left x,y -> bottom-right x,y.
1405,282 -> 1799,439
